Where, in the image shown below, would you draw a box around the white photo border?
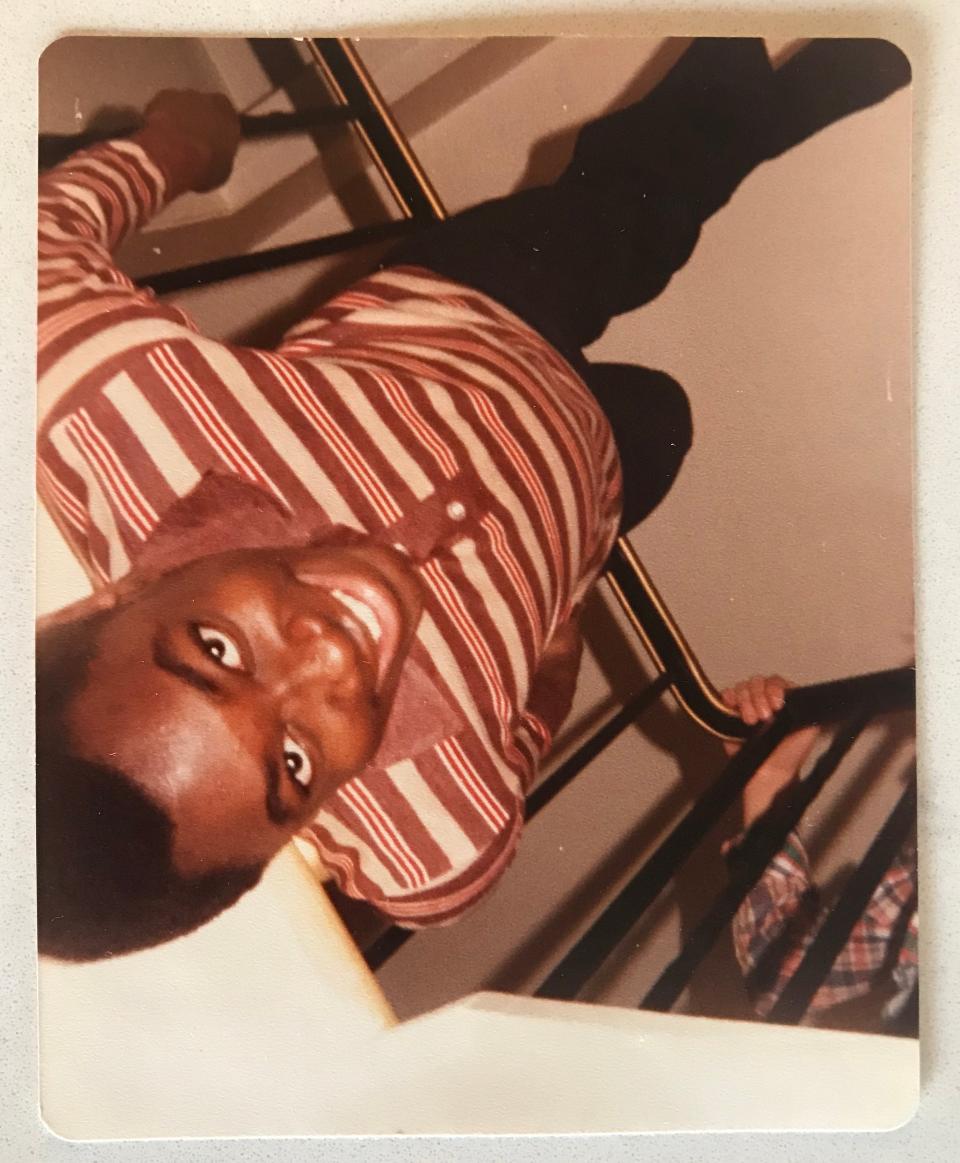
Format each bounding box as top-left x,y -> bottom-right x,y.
5,1 -> 958,1158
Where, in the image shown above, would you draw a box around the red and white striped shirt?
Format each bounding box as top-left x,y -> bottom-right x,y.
37,141 -> 621,926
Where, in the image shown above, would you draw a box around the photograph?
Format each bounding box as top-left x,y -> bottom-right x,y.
35,32 -> 917,1137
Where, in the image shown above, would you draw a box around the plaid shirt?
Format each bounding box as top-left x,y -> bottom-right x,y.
37,141 -> 621,927
731,831 -> 918,1021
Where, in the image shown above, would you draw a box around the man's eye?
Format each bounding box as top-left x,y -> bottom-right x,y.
194,625 -> 244,670
283,734 -> 314,790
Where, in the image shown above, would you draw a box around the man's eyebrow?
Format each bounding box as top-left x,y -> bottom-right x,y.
152,639 -> 225,697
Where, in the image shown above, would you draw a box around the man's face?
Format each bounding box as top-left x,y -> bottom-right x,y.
66,543 -> 424,876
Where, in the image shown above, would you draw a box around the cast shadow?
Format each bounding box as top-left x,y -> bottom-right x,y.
510,37 -> 691,192
236,38 -> 693,349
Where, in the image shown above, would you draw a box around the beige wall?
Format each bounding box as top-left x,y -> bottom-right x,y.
36,37 -> 914,1023
361,37 -> 913,1020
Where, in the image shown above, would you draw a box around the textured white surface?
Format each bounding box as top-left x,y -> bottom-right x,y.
39,846 -> 397,1139
39,979 -> 919,1137
5,2 -> 958,1161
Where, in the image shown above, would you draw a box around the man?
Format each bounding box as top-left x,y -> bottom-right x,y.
36,38 -> 910,960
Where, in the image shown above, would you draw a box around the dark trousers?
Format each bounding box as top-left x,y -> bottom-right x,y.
386,38 -> 910,532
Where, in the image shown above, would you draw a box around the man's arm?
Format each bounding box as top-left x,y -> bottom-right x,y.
37,90 -> 243,571
38,90 -> 240,379
39,89 -> 239,246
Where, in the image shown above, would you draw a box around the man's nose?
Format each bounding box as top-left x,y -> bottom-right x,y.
283,612 -> 355,680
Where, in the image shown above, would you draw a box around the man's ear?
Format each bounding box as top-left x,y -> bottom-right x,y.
36,584 -> 120,634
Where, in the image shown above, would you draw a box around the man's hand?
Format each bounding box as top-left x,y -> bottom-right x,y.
722,675 -> 820,828
131,90 -> 241,198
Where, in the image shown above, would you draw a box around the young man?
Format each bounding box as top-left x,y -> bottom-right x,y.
36,38 -> 910,960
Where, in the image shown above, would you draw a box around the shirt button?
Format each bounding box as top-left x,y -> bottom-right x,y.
446,501 -> 467,521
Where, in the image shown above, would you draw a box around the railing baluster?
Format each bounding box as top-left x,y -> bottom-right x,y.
640,710 -> 872,1012
533,717 -> 795,1001
767,778 -> 917,1025
525,675 -> 671,821
534,668 -> 915,1004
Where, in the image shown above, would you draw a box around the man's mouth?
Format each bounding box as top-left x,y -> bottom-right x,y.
330,588 -> 383,644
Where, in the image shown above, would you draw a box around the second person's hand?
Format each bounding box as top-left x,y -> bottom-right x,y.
722,675 -> 820,828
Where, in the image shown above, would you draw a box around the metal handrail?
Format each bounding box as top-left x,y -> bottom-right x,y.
605,538 -> 746,740
306,38 -> 447,222
640,711 -> 873,1012
534,666 -> 915,1006
137,220 -> 418,296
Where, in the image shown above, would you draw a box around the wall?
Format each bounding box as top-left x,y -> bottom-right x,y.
35,36 -> 914,1024
357,36 -> 914,1020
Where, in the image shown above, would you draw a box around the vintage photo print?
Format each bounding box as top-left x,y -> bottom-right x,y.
36,33 -> 917,1137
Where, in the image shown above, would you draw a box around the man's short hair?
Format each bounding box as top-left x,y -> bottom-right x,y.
36,609 -> 264,961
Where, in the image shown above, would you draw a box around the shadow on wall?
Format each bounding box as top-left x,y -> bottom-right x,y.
237,37 -> 695,350
513,38 -> 692,190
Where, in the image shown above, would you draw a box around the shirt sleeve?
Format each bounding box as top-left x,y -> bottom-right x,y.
37,141 -> 218,583
730,830 -> 918,1018
302,728 -> 526,929
38,141 -> 200,414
